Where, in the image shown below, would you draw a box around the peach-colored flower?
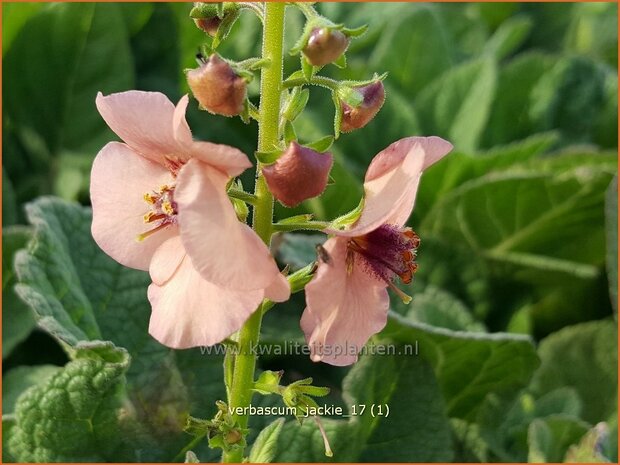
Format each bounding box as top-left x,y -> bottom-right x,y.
301,136 -> 453,365
91,90 -> 289,348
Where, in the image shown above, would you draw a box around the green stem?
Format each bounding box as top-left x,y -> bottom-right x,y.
283,75 -> 340,91
272,221 -> 330,232
222,3 -> 285,463
228,188 -> 258,205
295,2 -> 319,19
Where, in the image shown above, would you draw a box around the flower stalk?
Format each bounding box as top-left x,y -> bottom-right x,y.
222,3 -> 286,463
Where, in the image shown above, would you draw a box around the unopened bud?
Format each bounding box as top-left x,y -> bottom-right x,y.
194,17 -> 221,36
340,81 -> 385,133
263,142 -> 333,208
225,429 -> 242,445
187,54 -> 246,117
303,28 -> 349,67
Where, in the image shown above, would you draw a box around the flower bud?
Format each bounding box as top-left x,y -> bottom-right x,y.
340,81 -> 385,133
302,27 -> 349,67
186,54 -> 246,117
190,3 -> 240,38
263,142 -> 333,208
194,17 -> 221,36
224,429 -> 242,445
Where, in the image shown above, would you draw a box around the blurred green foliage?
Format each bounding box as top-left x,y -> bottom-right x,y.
2,2 -> 618,463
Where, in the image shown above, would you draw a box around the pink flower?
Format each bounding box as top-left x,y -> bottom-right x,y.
300,136 -> 453,365
91,91 -> 289,348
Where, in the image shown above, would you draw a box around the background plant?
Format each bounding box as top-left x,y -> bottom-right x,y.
2,2 -> 618,463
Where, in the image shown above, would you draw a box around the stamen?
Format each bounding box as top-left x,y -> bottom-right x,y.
136,223 -> 171,242
345,248 -> 355,275
138,183 -> 178,241
399,269 -> 412,285
143,212 -> 166,223
143,192 -> 157,204
313,416 -> 333,457
387,280 -> 412,304
161,201 -> 175,216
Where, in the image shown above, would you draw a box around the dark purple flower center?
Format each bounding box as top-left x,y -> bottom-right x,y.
346,224 -> 420,301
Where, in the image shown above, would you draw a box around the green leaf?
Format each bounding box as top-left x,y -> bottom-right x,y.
529,56 -> 607,145
606,177 -> 617,313
404,286 -> 486,332
564,3 -> 618,67
1,3 -> 46,55
332,52 -> 346,69
274,356 -> 453,462
593,68 -> 618,149
527,415 -> 589,463
415,131 -> 561,221
305,135 -> 334,153
2,168 -> 19,226
421,160 -> 615,333
4,3 -> 134,157
482,52 -> 556,147
383,312 -> 539,419
129,3 -> 181,98
476,388 -> 583,461
370,4 -> 454,95
348,356 -> 453,462
477,3 -> 518,29
6,342 -> 130,462
2,415 -> 18,462
2,226 -> 36,358
282,87 -> 310,123
2,365 -> 61,414
415,58 -> 498,153
483,15 -> 532,60
341,24 -> 368,38
530,320 -> 617,424
249,418 -> 285,463
284,120 -> 297,145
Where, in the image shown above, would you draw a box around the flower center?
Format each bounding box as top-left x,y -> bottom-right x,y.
137,184 -> 178,241
346,224 -> 420,303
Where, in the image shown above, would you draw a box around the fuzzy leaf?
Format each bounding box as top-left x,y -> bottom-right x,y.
6,342 -> 130,462
249,418 -> 285,463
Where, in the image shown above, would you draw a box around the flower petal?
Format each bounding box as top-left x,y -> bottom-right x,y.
150,236 -> 185,286
264,272 -> 291,303
364,136 -> 453,182
96,91 -> 189,165
333,136 -> 453,236
175,159 -> 282,291
90,142 -> 178,270
172,94 -> 194,146
189,141 -> 253,178
148,253 -> 264,349
301,237 -> 389,366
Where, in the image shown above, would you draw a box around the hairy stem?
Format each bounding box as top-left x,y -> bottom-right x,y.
222,3 -> 285,463
283,75 -> 340,91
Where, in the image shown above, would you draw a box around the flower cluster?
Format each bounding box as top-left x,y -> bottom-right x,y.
91,92 -> 451,363
91,4 -> 453,368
